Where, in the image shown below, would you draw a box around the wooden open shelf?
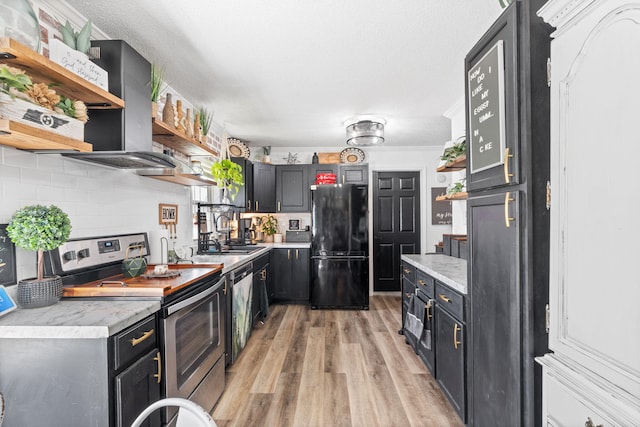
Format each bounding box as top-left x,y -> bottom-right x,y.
436,154 -> 467,172
0,119 -> 92,152
152,119 -> 219,157
0,37 -> 124,109
436,191 -> 468,201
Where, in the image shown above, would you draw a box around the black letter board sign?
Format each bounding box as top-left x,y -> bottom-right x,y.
468,40 -> 506,173
0,224 -> 17,287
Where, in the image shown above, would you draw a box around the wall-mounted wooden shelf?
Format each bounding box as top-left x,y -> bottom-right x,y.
0,37 -> 124,109
436,191 -> 468,201
437,154 -> 467,172
0,119 -> 92,152
152,119 -> 219,157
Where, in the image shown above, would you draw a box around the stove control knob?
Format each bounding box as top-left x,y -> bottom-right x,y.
62,251 -> 77,262
77,248 -> 90,259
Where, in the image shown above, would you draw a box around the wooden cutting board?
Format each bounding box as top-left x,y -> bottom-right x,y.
62,264 -> 224,298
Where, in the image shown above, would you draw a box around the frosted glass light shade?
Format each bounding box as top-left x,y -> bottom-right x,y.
346,120 -> 384,146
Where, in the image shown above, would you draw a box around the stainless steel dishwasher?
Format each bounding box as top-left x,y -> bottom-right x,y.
226,262 -> 253,365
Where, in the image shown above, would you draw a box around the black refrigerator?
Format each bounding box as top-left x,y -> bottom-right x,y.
311,184 -> 369,309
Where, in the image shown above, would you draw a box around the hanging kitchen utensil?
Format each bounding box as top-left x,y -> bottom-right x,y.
122,244 -> 147,278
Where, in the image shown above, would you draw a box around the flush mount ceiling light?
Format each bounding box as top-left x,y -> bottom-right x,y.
346,120 -> 385,146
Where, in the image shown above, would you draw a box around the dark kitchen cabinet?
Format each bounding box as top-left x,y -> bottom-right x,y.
0,314 -> 160,427
253,162 -> 276,212
308,163 -> 338,186
272,247 -> 310,302
465,2 -> 550,426
276,165 -> 310,212
416,270 -> 436,374
339,164 -> 369,185
401,262 -> 418,350
231,157 -> 254,211
435,304 -> 466,420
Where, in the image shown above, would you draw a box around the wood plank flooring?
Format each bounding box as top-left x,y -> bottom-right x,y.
213,295 -> 463,427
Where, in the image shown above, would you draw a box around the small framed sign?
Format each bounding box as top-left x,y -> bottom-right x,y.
159,204 -> 178,225
0,285 -> 17,317
288,219 -> 300,230
0,224 -> 17,287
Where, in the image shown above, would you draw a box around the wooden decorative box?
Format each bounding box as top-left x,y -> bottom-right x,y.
0,92 -> 84,140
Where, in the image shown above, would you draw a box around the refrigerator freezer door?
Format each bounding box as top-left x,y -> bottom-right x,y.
311,185 -> 368,255
311,256 -> 369,309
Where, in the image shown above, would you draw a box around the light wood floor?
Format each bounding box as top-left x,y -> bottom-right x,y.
212,295 -> 463,427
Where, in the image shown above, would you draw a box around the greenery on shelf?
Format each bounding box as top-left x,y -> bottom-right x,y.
150,63 -> 166,103
7,205 -> 72,281
60,20 -> 92,54
447,178 -> 466,195
260,214 -> 279,236
211,159 -> 244,198
440,138 -> 467,164
197,106 -> 214,136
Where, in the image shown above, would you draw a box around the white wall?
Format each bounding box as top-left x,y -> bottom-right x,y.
0,147 -> 192,281
443,98 -> 468,235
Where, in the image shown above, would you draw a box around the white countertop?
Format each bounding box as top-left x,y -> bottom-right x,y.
402,254 -> 467,294
0,294 -> 160,339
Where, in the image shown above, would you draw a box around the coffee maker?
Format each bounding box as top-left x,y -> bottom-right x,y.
236,218 -> 254,245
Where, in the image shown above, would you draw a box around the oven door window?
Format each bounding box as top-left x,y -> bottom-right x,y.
164,285 -> 224,397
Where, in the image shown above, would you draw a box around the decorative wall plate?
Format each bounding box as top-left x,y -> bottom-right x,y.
340,147 -> 365,163
227,138 -> 250,158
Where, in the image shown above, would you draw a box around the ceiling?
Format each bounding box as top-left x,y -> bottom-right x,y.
64,0 -> 504,149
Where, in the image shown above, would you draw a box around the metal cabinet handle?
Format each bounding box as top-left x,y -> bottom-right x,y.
247,199 -> 251,210
288,249 -> 291,260
342,175 -> 345,184
405,293 -> 413,298
277,201 -> 281,211
154,351 -> 162,384
426,300 -> 433,320
439,294 -> 451,303
504,192 -> 515,228
403,269 -> 411,274
255,200 -> 259,211
418,279 -> 426,286
130,329 -> 154,347
504,147 -> 514,183
296,249 -> 299,260
223,280 -> 227,295
454,323 -> 461,350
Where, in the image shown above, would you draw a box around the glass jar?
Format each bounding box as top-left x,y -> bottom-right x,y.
0,0 -> 41,52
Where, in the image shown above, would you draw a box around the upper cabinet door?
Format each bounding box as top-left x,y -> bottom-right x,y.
465,4 -> 519,192
544,0 -> 640,405
276,165 -> 310,212
253,163 -> 276,212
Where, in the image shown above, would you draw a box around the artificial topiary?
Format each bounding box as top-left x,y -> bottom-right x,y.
7,204 -> 72,280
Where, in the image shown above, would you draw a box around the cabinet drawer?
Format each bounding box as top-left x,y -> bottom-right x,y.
402,275 -> 415,305
401,262 -> 416,284
435,282 -> 464,321
112,316 -> 157,370
416,270 -> 435,298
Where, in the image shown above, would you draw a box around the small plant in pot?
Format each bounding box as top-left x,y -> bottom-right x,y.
260,214 -> 279,243
211,158 -> 244,203
6,204 -> 72,308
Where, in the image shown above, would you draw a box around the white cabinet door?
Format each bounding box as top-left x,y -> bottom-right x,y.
539,0 -> 640,422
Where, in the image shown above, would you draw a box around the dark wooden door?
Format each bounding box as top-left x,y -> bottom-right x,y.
272,248 -> 291,300
467,190 -> 521,426
291,248 -> 309,301
114,349 -> 161,427
232,157 -> 254,211
372,171 -> 420,291
253,163 -> 276,212
435,305 -> 465,420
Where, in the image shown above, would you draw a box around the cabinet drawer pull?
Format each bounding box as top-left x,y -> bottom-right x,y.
288,249 -> 291,260
153,351 -> 162,384
504,192 -> 515,228
405,293 -> 412,299
247,199 -> 251,210
418,279 -> 426,286
403,269 -> 411,274
426,300 -> 433,320
504,147 -> 514,183
255,200 -> 259,211
453,323 -> 461,350
277,201 -> 281,211
130,329 -> 154,347
438,294 -> 451,303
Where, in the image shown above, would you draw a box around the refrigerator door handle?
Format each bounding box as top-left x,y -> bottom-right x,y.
311,255 -> 368,260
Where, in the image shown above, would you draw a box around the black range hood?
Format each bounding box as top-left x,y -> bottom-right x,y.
63,40 -> 175,170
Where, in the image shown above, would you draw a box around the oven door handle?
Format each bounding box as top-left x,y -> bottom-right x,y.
167,276 -> 225,315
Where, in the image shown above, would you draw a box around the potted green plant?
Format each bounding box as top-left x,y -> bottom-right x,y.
210,158 -> 244,203
260,214 -> 279,243
150,63 -> 166,118
197,106 -> 213,139
6,204 -> 72,308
